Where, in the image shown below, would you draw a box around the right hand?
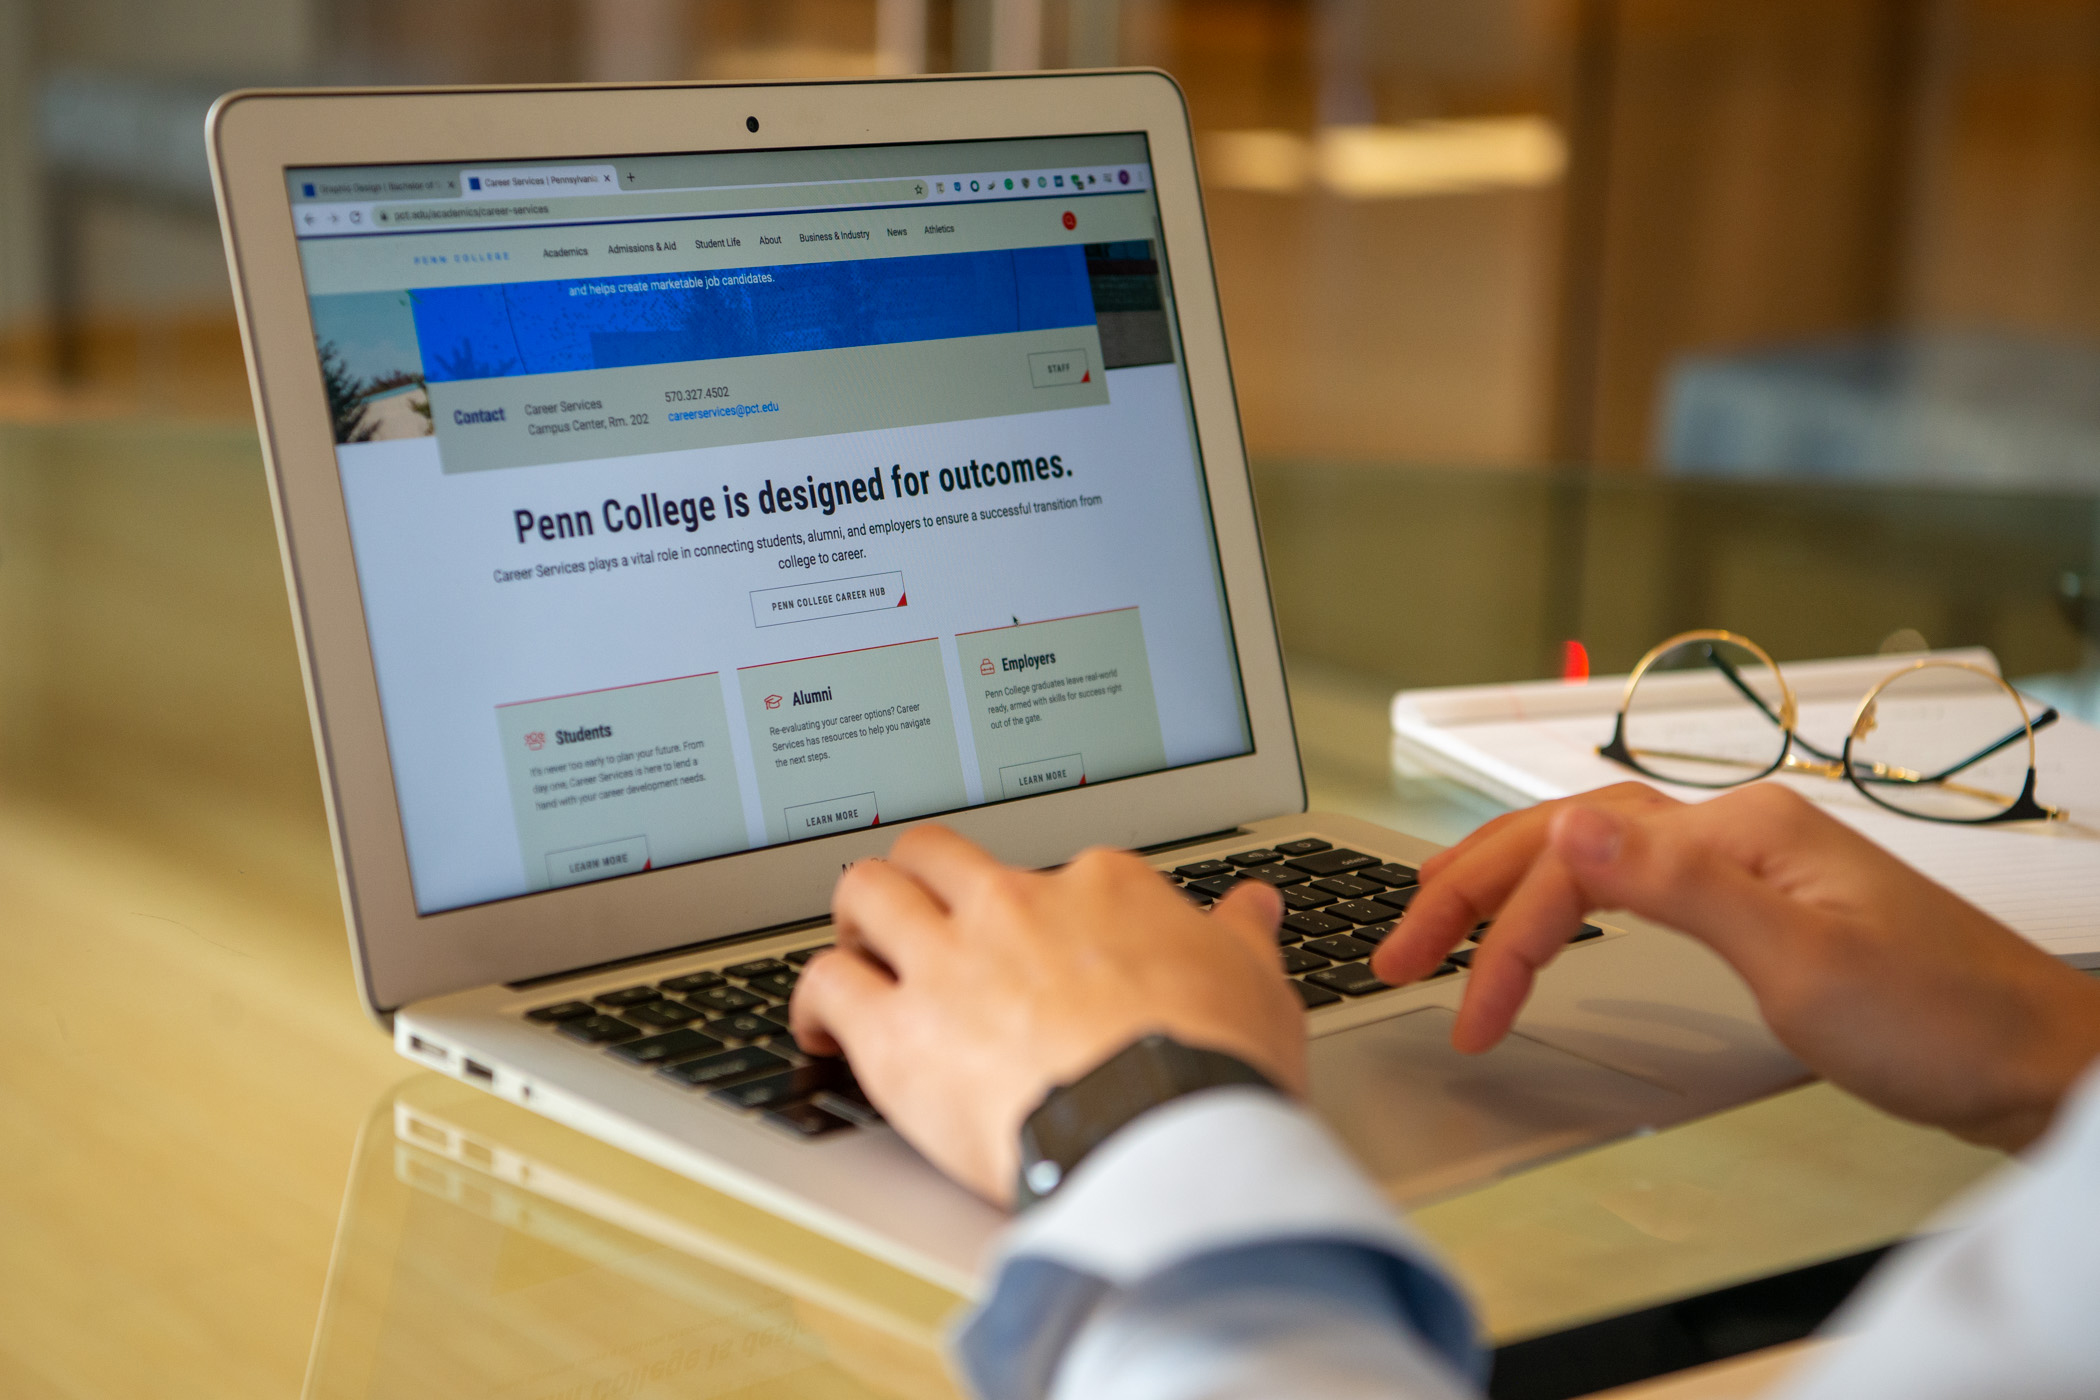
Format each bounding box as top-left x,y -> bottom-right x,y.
1371,781 -> 2100,1152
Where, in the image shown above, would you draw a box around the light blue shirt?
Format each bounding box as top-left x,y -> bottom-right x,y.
955,1066 -> 2100,1400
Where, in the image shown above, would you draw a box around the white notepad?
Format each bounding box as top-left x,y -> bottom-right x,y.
1391,650 -> 2100,966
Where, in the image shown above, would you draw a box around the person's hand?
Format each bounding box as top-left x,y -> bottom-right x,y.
1371,781 -> 2100,1151
788,825 -> 1305,1205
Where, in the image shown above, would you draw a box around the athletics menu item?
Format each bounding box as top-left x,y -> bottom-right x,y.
294,133 -> 1253,913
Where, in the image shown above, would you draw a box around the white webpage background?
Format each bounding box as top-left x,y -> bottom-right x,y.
337,364 -> 1247,913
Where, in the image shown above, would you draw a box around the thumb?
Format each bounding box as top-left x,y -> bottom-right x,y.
1549,803 -> 1795,989
1211,880 -> 1284,965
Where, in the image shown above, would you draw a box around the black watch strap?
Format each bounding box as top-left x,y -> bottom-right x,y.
1015,1034 -> 1278,1209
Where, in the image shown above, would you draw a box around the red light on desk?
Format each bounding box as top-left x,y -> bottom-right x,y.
1561,639 -> 1590,683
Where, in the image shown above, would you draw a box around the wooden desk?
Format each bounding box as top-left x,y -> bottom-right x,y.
0,424 -> 2006,1398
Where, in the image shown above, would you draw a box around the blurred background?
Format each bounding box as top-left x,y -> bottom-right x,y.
6,0 -> 2100,822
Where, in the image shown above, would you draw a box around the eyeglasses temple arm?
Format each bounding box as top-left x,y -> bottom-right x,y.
1866,705 -> 2059,786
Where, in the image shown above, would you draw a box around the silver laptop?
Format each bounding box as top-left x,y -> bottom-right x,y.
209,72 -> 1803,1296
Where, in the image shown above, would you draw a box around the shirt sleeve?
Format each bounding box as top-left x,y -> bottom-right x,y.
1774,1058 -> 2100,1400
951,1086 -> 1484,1400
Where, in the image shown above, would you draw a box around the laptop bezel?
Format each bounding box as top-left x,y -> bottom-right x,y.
209,72 -> 1305,1018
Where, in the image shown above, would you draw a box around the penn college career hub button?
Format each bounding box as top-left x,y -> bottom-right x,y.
547,835 -> 651,887
784,792 -> 878,837
998,754 -> 1085,800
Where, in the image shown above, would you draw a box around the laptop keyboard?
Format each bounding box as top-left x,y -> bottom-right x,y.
515,838 -> 1604,1140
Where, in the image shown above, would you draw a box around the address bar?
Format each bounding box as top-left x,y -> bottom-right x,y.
372,178 -> 930,229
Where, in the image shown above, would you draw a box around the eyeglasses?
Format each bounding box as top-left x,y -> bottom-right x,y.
1598,630 -> 2066,825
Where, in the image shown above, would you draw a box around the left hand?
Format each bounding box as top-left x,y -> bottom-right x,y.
788,824 -> 1305,1205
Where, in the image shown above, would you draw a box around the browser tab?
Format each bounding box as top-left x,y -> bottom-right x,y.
458,165 -> 619,197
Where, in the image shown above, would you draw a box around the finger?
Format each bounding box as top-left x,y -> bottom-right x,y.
831,857 -> 952,976
1549,801 -> 1801,992
1211,879 -> 1283,963
881,823 -> 1008,910
1380,784 -> 1682,985
788,946 -> 901,1058
1449,847 -> 1588,1051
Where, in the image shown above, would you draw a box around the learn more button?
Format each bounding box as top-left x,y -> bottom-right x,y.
999,754 -> 1085,800
546,835 -> 650,888
1028,348 -> 1089,388
785,792 -> 879,837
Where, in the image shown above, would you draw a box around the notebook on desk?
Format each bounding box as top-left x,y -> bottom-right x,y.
1391,649 -> 2100,967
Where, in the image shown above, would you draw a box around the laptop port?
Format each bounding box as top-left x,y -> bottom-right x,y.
462,1058 -> 495,1085
407,1034 -> 449,1063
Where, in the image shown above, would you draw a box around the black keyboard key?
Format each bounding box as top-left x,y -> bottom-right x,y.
1238,863 -> 1311,888
1446,947 -> 1475,967
745,970 -> 800,999
526,1001 -> 596,1023
784,945 -> 832,965
1281,885 -> 1338,911
1227,848 -> 1284,867
1187,873 -> 1248,899
1281,946 -> 1332,974
689,984 -> 767,1014
1361,864 -> 1419,889
659,1046 -> 788,1087
626,999 -> 701,1029
709,1058 -> 855,1111
1305,963 -> 1393,997
559,1014 -> 642,1043
1326,900 -> 1396,926
1354,920 -> 1396,946
659,970 -> 726,993
724,957 -> 789,980
1173,859 -> 1233,880
1282,910 -> 1353,940
1292,978 -> 1343,1008
1181,886 -> 1215,907
1424,960 -> 1462,979
1275,838 -> 1333,856
1372,887 -> 1420,915
1302,934 -> 1379,962
593,985 -> 661,1007
1312,875 -> 1384,900
704,1012 -> 792,1042
814,1085 -> 884,1125
1285,848 -> 1379,877
1575,924 -> 1604,942
611,1027 -> 724,1064
765,1102 -> 856,1138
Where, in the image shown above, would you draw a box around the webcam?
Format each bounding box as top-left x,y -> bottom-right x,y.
746,116 -> 759,133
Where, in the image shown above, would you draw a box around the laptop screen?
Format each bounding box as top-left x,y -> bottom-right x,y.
287,134 -> 1251,915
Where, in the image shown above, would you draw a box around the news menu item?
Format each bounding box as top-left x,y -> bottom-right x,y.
495,672 -> 748,890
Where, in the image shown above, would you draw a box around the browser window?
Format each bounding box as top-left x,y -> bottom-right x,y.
289,134 -> 1252,915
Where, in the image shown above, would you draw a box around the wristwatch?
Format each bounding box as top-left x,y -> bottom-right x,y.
1014,1033 -> 1278,1209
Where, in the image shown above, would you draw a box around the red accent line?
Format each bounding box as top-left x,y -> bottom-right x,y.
496,670 -> 720,708
954,605 -> 1139,637
738,637 -> 939,669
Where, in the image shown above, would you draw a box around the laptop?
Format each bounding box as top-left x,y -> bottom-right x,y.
209,71 -> 1804,1296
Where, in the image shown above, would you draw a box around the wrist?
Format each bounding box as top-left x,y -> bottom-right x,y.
1015,1033 -> 1279,1209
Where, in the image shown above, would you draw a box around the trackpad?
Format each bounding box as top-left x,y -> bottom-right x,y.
1308,1007 -> 1687,1204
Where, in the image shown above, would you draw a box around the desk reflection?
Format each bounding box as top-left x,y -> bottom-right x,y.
307,1075 -> 965,1400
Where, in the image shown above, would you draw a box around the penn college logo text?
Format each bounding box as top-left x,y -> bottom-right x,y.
764,694 -> 784,710
524,731 -> 546,751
